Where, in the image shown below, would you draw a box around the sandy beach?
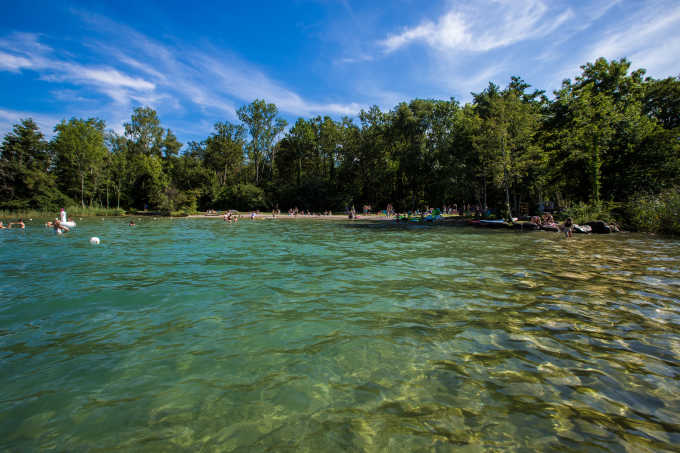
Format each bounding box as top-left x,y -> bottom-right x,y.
186,213 -> 391,221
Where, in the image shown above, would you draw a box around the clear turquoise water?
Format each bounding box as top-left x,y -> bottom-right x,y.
1,218 -> 679,451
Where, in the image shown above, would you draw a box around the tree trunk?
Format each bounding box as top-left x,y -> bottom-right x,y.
81,173 -> 85,208
297,158 -> 302,188
592,136 -> 600,203
502,136 -> 512,221
482,173 -> 487,210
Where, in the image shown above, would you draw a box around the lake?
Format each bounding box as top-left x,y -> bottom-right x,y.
1,218 -> 678,451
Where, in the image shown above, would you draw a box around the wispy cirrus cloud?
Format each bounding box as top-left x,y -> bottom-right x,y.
544,0 -> 680,89
586,3 -> 680,77
0,32 -> 157,109
0,14 -> 365,140
75,10 -> 364,118
379,0 -> 573,54
0,108 -> 62,138
582,0 -> 622,23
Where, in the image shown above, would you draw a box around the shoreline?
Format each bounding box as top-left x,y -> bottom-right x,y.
186,213 -> 474,227
2,212 -> 626,235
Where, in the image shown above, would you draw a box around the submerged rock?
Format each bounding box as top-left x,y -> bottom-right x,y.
513,222 -> 541,231
586,220 -> 611,234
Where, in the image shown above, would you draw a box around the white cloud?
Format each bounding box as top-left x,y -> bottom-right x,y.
78,68 -> 155,91
0,51 -> 33,72
380,0 -> 573,53
335,54 -> 374,65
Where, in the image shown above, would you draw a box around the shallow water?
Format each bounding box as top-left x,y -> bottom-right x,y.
1,218 -> 679,451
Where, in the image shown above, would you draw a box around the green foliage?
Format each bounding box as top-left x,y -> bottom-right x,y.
53,117 -> 108,207
0,206 -> 125,218
237,100 -> 287,185
472,80 -> 540,219
0,118 -> 70,210
561,201 -> 616,225
203,121 -> 246,186
216,183 -> 266,211
625,188 -> 680,235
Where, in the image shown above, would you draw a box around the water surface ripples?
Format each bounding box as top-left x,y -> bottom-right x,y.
0,219 -> 679,451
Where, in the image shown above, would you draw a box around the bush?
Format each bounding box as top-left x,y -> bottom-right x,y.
216,184 -> 267,211
66,206 -> 126,216
625,188 -> 680,235
561,201 -> 618,225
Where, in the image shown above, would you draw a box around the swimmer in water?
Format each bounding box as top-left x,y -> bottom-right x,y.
53,218 -> 70,233
129,220 -> 136,226
0,221 -> 6,229
8,218 -> 25,229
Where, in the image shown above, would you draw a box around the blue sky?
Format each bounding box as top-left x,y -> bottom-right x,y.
1,0 -> 679,145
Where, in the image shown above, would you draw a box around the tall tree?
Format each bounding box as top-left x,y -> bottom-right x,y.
124,107 -> 164,157
237,99 -> 287,185
643,76 -> 680,130
53,117 -> 108,207
123,107 -> 170,209
473,81 -> 540,218
203,121 -> 246,186
0,119 -> 65,209
162,129 -> 182,159
105,132 -> 130,209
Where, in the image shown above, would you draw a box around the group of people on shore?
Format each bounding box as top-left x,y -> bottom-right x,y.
530,213 -> 556,226
529,213 -> 574,237
288,208 -> 334,217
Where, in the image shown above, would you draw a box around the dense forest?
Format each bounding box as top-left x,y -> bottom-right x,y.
1,58 -> 678,229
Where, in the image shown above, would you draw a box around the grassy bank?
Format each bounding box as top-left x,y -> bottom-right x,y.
0,206 -> 126,218
559,188 -> 680,235
561,201 -> 619,225
625,189 -> 680,235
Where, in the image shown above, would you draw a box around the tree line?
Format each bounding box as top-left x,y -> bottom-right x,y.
1,58 -> 678,219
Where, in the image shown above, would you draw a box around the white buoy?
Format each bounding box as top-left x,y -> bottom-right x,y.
89,237 -> 100,245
